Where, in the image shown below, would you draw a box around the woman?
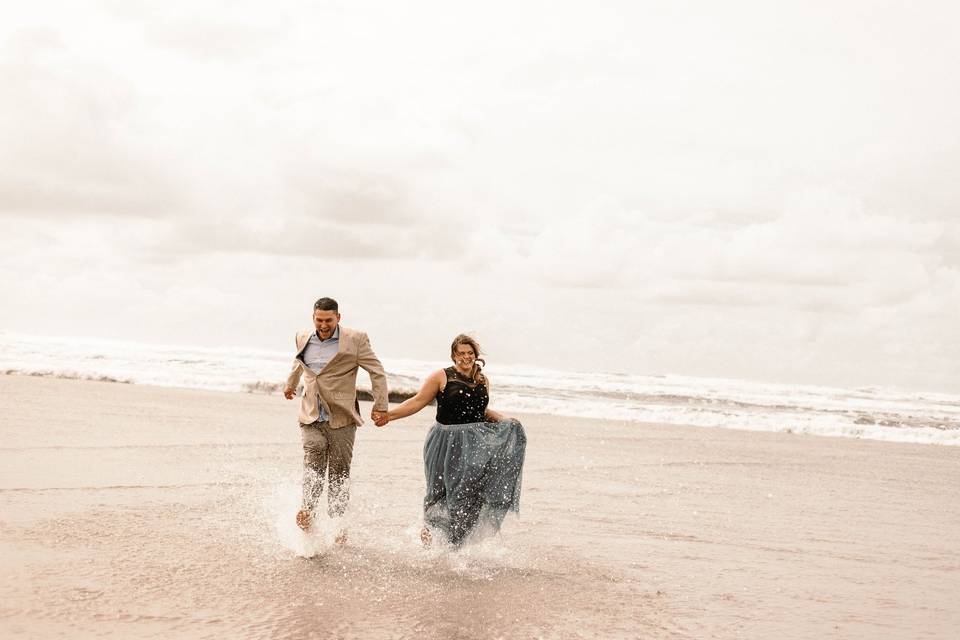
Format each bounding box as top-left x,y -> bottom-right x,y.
375,334 -> 526,547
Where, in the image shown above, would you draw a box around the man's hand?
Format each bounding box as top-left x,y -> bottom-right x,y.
371,410 -> 389,427
283,388 -> 295,400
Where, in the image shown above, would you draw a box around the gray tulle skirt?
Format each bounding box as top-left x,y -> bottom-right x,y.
422,418 -> 526,546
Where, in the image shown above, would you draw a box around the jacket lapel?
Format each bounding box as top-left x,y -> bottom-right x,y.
296,327 -> 348,375
336,326 -> 349,356
319,326 -> 348,372
295,331 -> 312,360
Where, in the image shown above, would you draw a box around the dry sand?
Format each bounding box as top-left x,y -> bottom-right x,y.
0,374 -> 958,639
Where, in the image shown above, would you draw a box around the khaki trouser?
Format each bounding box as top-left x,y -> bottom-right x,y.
300,421 -> 357,517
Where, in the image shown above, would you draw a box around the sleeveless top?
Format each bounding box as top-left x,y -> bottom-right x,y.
435,367 -> 489,425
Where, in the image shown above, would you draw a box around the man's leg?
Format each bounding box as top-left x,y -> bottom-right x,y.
299,421 -> 329,529
324,424 -> 357,520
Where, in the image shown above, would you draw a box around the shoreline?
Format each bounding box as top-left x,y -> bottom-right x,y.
2,369 -> 420,403
1,371 -> 955,448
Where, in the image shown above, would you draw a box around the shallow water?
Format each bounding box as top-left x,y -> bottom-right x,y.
0,480 -> 650,639
0,376 -> 663,639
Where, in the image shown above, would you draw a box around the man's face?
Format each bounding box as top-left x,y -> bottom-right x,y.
313,309 -> 340,339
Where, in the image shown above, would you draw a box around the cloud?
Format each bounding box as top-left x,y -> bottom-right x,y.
102,0 -> 292,59
2,1 -> 959,392
0,28 -> 186,218
144,18 -> 287,61
280,169 -> 418,225
513,190 -> 953,316
145,216 -> 449,262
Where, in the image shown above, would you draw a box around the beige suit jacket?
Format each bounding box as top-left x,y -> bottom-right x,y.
285,326 -> 389,428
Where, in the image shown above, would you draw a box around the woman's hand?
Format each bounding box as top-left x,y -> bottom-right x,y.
485,408 -> 506,422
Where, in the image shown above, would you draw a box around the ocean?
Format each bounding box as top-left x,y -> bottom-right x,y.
1,332 -> 958,446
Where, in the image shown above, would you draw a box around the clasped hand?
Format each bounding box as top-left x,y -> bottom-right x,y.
371,410 -> 390,427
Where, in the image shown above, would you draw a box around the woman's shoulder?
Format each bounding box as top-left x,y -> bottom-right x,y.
417,369 -> 448,396
427,368 -> 450,384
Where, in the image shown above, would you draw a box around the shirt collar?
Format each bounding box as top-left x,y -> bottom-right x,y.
315,325 -> 340,342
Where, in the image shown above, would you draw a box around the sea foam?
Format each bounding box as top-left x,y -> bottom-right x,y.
2,332 -> 958,446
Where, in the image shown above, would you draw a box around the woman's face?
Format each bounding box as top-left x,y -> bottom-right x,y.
453,344 -> 476,369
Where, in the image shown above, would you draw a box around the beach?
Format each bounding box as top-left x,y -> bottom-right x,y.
1,374 -> 958,639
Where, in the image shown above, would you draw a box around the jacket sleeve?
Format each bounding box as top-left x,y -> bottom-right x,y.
285,335 -> 303,391
357,332 -> 389,411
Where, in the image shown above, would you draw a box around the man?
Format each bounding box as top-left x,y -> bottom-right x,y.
283,297 -> 389,541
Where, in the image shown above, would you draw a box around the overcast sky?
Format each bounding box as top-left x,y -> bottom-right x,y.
1,1 -> 958,392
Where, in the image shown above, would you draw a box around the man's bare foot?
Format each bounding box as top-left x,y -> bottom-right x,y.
296,509 -> 312,531
334,530 -> 348,546
420,527 -> 432,547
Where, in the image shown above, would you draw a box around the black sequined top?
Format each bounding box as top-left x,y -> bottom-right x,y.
435,367 -> 489,425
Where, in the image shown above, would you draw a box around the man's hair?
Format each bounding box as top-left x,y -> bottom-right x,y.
313,297 -> 339,312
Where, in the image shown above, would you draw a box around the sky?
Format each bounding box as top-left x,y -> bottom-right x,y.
1,0 -> 958,393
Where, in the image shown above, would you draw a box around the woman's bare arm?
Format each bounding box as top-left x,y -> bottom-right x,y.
378,369 -> 445,425
483,376 -> 507,422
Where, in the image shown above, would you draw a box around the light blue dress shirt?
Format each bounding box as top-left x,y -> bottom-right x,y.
300,326 -> 340,422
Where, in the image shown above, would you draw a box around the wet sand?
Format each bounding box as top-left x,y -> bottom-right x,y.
1,374 -> 958,639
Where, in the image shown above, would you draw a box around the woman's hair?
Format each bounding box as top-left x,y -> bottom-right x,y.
450,334 -> 487,385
